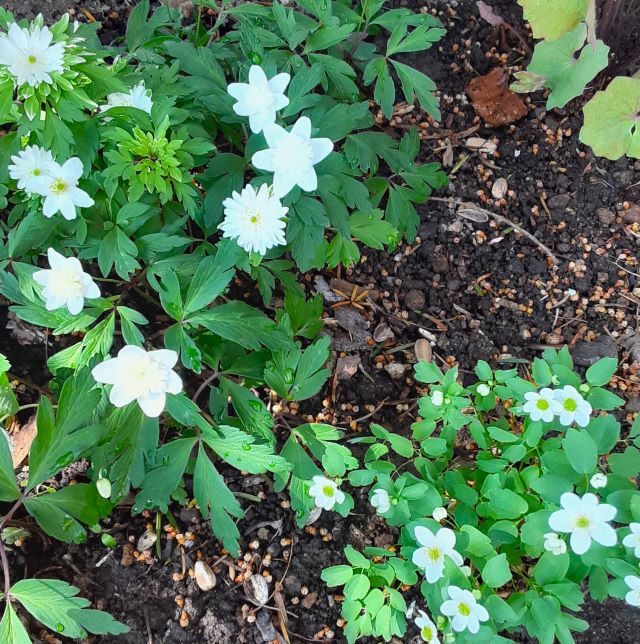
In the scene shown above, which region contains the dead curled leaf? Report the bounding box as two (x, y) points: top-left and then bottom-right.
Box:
(476, 1), (504, 26)
(10, 416), (37, 468)
(466, 68), (528, 127)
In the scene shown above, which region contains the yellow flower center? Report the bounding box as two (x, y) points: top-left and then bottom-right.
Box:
(575, 516), (590, 529)
(51, 179), (68, 195)
(458, 602), (471, 617)
(421, 626), (433, 640)
(32, 168), (40, 177)
(322, 485), (334, 498)
(426, 546), (441, 562)
(28, 54), (37, 64)
(563, 397), (577, 412)
(536, 399), (549, 410)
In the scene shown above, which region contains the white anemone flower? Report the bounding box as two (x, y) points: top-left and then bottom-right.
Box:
(33, 248), (100, 315)
(252, 116), (333, 198)
(590, 473), (608, 489)
(623, 523), (640, 558)
(227, 65), (290, 134)
(522, 387), (562, 422)
(219, 183), (287, 255)
(371, 489), (391, 514)
(543, 532), (567, 556)
(548, 492), (617, 555)
(415, 610), (440, 644)
(0, 23), (64, 87)
(8, 145), (57, 195)
(309, 475), (344, 511)
(32, 157), (94, 220)
(553, 385), (593, 427)
(412, 526), (463, 583)
(91, 346), (182, 418)
(100, 82), (153, 114)
(625, 575), (640, 607)
(440, 586), (489, 634)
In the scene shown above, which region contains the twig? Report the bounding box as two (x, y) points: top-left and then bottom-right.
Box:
(192, 370), (220, 405)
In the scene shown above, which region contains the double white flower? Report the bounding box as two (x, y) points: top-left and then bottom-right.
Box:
(440, 586), (489, 634)
(0, 23), (64, 87)
(548, 492), (617, 555)
(100, 82), (153, 115)
(219, 183), (287, 255)
(412, 526), (463, 583)
(33, 248), (100, 315)
(91, 346), (183, 418)
(228, 65), (290, 134)
(543, 532), (567, 556)
(309, 475), (345, 511)
(252, 116), (333, 198)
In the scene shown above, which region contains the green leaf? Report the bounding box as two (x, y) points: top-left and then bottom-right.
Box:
(0, 431), (19, 502)
(580, 77), (640, 160)
(518, 0), (589, 40)
(304, 23), (355, 52)
(481, 553), (512, 588)
(390, 59), (440, 119)
(0, 602), (31, 644)
(321, 565), (353, 587)
(525, 24), (609, 109)
(194, 445), (243, 555)
(562, 428), (597, 474)
(0, 372), (18, 418)
(344, 573), (370, 601)
(585, 357), (617, 386)
(487, 488), (529, 519)
(534, 551), (570, 585)
(609, 447), (640, 477)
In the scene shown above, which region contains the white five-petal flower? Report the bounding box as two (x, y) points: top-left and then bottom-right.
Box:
(33, 248), (100, 315)
(548, 492), (617, 555)
(32, 157), (94, 220)
(590, 473), (608, 489)
(371, 488), (391, 514)
(523, 387), (562, 423)
(553, 385), (593, 427)
(8, 145), (57, 195)
(0, 23), (64, 87)
(252, 116), (332, 198)
(415, 610), (440, 644)
(543, 532), (567, 556)
(219, 183), (287, 255)
(440, 586), (489, 634)
(625, 575), (640, 607)
(623, 523), (640, 558)
(308, 475), (345, 511)
(412, 526), (463, 583)
(100, 82), (153, 114)
(91, 346), (182, 418)
(227, 65), (290, 134)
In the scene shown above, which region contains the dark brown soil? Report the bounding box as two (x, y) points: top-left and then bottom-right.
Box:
(3, 0), (640, 642)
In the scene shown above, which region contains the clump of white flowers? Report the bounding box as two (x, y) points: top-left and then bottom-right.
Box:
(33, 248), (100, 315)
(543, 532), (567, 556)
(548, 492), (617, 555)
(522, 384), (592, 427)
(228, 65), (290, 134)
(440, 586), (489, 634)
(9, 145), (57, 196)
(0, 23), (64, 87)
(91, 346), (183, 418)
(412, 526), (464, 583)
(219, 184), (287, 255)
(309, 475), (344, 511)
(100, 82), (153, 114)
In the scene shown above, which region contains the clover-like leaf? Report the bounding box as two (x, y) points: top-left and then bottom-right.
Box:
(525, 24), (609, 109)
(518, 0), (589, 40)
(580, 76), (640, 160)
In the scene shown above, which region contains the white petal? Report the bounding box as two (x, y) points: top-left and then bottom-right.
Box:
(310, 138), (333, 164)
(248, 65), (267, 85)
(110, 383), (137, 408)
(291, 116), (311, 139)
(91, 358), (121, 385)
(252, 149), (276, 172)
(60, 157), (84, 182)
(268, 72), (290, 94)
(66, 296), (84, 315)
(569, 530), (591, 555)
(138, 392), (166, 417)
(592, 522), (617, 548)
(262, 122), (287, 148)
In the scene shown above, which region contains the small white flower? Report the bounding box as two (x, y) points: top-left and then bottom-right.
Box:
(371, 488), (391, 514)
(91, 346), (182, 418)
(308, 475), (345, 511)
(32, 157), (94, 220)
(33, 248), (100, 315)
(0, 23), (64, 87)
(219, 183), (287, 255)
(625, 575), (640, 607)
(476, 383), (491, 397)
(548, 492), (617, 555)
(412, 526), (463, 583)
(8, 145), (57, 195)
(415, 610), (440, 644)
(431, 390), (444, 406)
(432, 506), (447, 522)
(553, 385), (592, 427)
(100, 82), (153, 114)
(543, 532), (567, 556)
(623, 523), (640, 558)
(523, 387), (562, 423)
(440, 586), (489, 634)
(227, 65), (290, 134)
(590, 473), (608, 489)
(252, 116), (333, 198)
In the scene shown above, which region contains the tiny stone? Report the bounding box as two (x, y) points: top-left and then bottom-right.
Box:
(596, 208), (615, 225)
(404, 289), (426, 310)
(547, 193), (570, 209)
(384, 362), (407, 380)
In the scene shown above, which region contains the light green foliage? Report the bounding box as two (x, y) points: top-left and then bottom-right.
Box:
(513, 23), (609, 109)
(517, 0), (589, 40)
(327, 348), (640, 643)
(580, 77), (640, 160)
